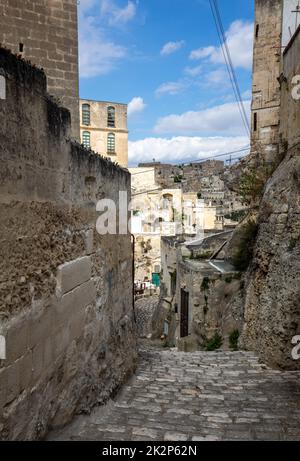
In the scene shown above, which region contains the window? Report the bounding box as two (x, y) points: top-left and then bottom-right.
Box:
(82, 103), (90, 126)
(82, 131), (91, 149)
(253, 112), (257, 132)
(107, 106), (115, 127)
(255, 24), (259, 38)
(107, 133), (115, 153)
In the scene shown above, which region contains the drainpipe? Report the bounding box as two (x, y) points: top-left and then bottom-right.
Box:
(131, 233), (136, 323)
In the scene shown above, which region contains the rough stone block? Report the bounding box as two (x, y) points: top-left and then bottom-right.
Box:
(55, 280), (96, 329)
(56, 256), (92, 295)
(32, 343), (43, 384)
(5, 319), (29, 363)
(0, 368), (7, 411)
(29, 307), (54, 349)
(53, 326), (71, 359)
(19, 352), (33, 391)
(5, 362), (20, 405)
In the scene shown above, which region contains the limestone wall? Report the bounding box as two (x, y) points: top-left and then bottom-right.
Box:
(176, 255), (242, 351)
(0, 0), (80, 139)
(241, 28), (300, 370)
(281, 25), (300, 152)
(251, 0), (282, 162)
(0, 48), (137, 440)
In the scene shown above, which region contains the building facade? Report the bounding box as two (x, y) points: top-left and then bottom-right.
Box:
(0, 0), (80, 139)
(250, 0), (283, 163)
(80, 99), (128, 168)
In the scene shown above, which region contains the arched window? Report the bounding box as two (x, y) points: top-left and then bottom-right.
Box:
(82, 103), (90, 126)
(82, 131), (91, 149)
(107, 106), (115, 127)
(107, 133), (115, 153)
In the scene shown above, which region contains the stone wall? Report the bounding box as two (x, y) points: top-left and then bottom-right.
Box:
(0, 48), (137, 440)
(0, 0), (80, 139)
(175, 250), (242, 352)
(241, 27), (300, 370)
(251, 0), (282, 163)
(280, 25), (300, 152)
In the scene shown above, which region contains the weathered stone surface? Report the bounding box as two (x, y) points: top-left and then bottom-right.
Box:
(56, 257), (92, 296)
(241, 150), (300, 370)
(0, 0), (80, 138)
(0, 48), (137, 441)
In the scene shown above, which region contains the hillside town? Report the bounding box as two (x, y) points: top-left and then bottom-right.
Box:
(0, 0), (299, 444)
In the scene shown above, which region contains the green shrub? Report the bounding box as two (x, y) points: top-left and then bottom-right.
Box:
(201, 277), (210, 291)
(224, 276), (233, 284)
(288, 237), (298, 251)
(205, 333), (223, 351)
(229, 330), (240, 351)
(224, 210), (248, 222)
(232, 220), (258, 271)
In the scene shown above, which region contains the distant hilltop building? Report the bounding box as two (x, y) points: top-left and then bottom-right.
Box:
(0, 0), (80, 139)
(80, 99), (128, 168)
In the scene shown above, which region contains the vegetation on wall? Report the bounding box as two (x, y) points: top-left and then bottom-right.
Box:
(205, 333), (223, 351)
(229, 330), (240, 351)
(224, 209), (248, 222)
(201, 277), (210, 291)
(232, 220), (258, 271)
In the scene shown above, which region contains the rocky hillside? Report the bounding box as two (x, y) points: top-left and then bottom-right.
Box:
(241, 149), (300, 370)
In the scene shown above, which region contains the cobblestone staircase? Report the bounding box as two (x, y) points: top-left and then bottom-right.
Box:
(49, 341), (300, 441)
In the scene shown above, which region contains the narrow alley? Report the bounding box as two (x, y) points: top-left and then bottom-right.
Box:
(49, 341), (300, 441)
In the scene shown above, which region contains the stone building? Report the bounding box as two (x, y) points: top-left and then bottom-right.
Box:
(250, 0), (283, 163)
(80, 99), (128, 168)
(0, 0), (80, 139)
(0, 48), (137, 440)
(152, 231), (242, 352)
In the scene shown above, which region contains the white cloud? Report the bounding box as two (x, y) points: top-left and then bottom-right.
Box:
(128, 97), (146, 117)
(160, 40), (185, 56)
(154, 100), (251, 136)
(155, 81), (187, 97)
(184, 65), (202, 77)
(129, 136), (249, 165)
(78, 1), (135, 78)
(206, 69), (228, 85)
(100, 0), (137, 26)
(190, 46), (215, 60)
(190, 20), (253, 70)
(79, 16), (127, 78)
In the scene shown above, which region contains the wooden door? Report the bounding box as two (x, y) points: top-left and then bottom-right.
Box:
(180, 289), (189, 338)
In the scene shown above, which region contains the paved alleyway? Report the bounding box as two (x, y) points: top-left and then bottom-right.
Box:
(135, 296), (159, 338)
(49, 341), (300, 441)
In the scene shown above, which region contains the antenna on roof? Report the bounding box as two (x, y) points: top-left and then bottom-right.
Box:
(292, 1), (300, 32)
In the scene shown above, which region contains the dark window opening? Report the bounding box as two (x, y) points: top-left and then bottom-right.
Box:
(107, 133), (115, 153)
(107, 106), (115, 128)
(82, 131), (91, 149)
(19, 43), (24, 53)
(255, 24), (259, 38)
(82, 103), (90, 126)
(254, 112), (257, 132)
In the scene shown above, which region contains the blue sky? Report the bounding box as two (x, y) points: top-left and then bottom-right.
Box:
(78, 0), (254, 165)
